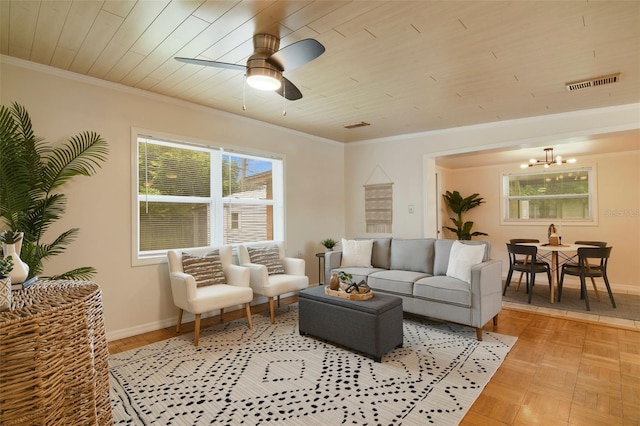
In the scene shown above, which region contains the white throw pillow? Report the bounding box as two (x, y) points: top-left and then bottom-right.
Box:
(446, 241), (486, 284)
(341, 239), (374, 267)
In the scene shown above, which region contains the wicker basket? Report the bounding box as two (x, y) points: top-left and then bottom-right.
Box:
(325, 286), (374, 300)
(0, 280), (112, 425)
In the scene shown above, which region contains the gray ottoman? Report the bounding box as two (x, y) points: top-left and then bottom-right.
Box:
(298, 285), (403, 362)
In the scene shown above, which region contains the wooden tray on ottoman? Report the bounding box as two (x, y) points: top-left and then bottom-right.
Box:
(325, 286), (373, 300)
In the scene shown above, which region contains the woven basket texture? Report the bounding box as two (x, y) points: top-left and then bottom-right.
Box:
(0, 280), (112, 425)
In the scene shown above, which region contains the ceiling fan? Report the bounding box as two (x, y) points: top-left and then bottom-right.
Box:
(175, 34), (325, 101)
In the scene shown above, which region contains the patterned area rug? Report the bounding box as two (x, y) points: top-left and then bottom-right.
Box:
(110, 305), (516, 425)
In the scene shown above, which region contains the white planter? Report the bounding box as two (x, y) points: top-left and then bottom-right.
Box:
(2, 243), (29, 284)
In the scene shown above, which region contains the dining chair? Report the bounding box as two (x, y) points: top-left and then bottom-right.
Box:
(504, 243), (552, 304)
(509, 239), (547, 292)
(559, 246), (615, 311)
(564, 241), (607, 301)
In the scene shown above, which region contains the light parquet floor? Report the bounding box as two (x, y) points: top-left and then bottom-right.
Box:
(108, 298), (640, 425)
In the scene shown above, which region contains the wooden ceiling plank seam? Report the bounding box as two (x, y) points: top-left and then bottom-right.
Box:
(49, 0), (104, 69)
(68, 9), (125, 75)
(121, 16), (208, 86)
(7, 0), (40, 60)
(30, 0), (72, 65)
(88, 0), (174, 79)
(119, 15), (211, 87)
(129, 0), (205, 57)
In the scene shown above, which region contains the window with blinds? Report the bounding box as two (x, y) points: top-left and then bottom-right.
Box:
(502, 167), (595, 223)
(135, 135), (283, 261)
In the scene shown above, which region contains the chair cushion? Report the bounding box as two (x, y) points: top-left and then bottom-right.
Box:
(247, 245), (285, 275)
(446, 241), (485, 284)
(182, 250), (226, 287)
(341, 239), (374, 267)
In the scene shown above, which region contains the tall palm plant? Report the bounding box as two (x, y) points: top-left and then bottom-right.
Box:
(442, 190), (488, 240)
(0, 102), (108, 279)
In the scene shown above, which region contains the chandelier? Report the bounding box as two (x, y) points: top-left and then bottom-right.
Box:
(521, 147), (576, 169)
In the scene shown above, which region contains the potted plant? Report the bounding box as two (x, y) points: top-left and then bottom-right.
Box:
(0, 102), (108, 280)
(0, 230), (29, 284)
(320, 238), (338, 251)
(442, 190), (488, 240)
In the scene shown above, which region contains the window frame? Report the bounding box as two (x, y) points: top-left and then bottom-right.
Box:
(131, 129), (285, 266)
(500, 164), (598, 226)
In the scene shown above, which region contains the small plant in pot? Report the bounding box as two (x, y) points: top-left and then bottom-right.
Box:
(0, 257), (13, 279)
(320, 238), (338, 251)
(0, 230), (23, 245)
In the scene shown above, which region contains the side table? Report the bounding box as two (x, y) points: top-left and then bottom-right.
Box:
(315, 252), (325, 285)
(0, 280), (113, 425)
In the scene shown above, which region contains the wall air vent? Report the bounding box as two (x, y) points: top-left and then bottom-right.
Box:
(565, 73), (620, 91)
(343, 121), (370, 129)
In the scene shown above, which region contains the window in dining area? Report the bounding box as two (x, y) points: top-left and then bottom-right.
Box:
(502, 167), (595, 223)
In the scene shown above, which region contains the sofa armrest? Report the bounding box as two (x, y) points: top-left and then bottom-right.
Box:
(469, 259), (503, 327)
(324, 251), (343, 285)
(282, 257), (305, 276)
(224, 263), (250, 287)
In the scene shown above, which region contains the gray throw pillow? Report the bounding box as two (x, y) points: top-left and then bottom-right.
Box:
(182, 250), (226, 287)
(247, 246), (285, 275)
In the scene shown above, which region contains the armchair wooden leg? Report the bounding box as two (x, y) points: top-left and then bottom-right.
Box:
(194, 313), (201, 346)
(277, 295), (281, 307)
(476, 327), (483, 341)
(176, 308), (184, 333)
(220, 307), (224, 323)
(245, 303), (253, 329)
(493, 314), (498, 328)
(269, 297), (275, 323)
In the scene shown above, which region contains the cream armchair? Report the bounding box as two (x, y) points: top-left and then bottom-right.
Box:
(167, 245), (253, 346)
(238, 241), (309, 323)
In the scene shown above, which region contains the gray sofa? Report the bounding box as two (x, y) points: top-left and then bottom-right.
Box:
(324, 238), (503, 340)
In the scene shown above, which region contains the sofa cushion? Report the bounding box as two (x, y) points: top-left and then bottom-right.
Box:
(368, 270), (430, 296)
(433, 239), (490, 276)
(341, 239), (374, 267)
(413, 276), (472, 307)
(446, 241), (486, 284)
(389, 238), (435, 274)
(369, 238), (391, 269)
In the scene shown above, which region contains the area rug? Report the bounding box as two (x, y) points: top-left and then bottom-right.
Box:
(110, 305), (516, 425)
(503, 283), (640, 321)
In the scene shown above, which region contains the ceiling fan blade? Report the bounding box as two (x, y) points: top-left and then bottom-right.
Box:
(275, 77), (303, 101)
(174, 57), (245, 71)
(268, 39), (325, 71)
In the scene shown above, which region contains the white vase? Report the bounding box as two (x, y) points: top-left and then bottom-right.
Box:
(0, 277), (10, 311)
(3, 243), (29, 284)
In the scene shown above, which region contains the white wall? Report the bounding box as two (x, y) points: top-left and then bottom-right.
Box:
(0, 57), (346, 339)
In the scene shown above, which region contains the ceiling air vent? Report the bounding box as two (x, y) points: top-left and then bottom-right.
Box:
(565, 73), (620, 91)
(343, 121), (370, 129)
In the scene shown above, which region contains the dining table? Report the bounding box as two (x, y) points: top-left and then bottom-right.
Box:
(521, 243), (587, 303)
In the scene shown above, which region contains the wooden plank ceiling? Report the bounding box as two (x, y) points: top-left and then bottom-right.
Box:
(1, 0), (639, 145)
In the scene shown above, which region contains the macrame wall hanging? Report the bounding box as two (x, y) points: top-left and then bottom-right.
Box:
(364, 165), (393, 233)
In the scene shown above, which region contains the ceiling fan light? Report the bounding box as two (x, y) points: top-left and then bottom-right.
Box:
(246, 61), (282, 91)
(247, 74), (281, 91)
